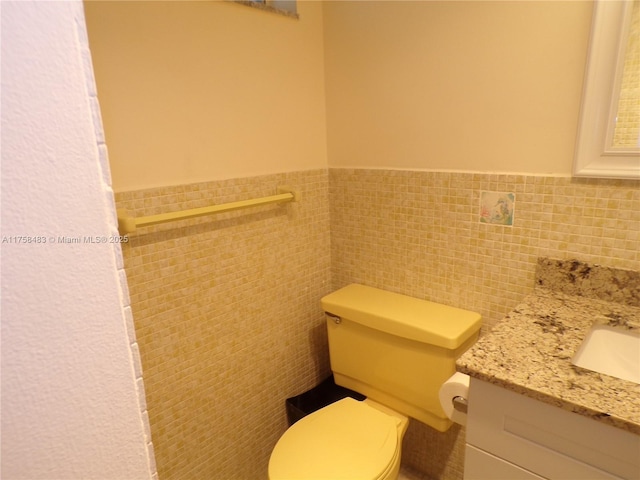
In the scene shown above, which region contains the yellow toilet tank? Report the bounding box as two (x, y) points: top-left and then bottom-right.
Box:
(321, 284), (482, 432)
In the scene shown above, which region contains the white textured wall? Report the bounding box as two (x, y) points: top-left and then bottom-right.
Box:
(1, 2), (155, 478)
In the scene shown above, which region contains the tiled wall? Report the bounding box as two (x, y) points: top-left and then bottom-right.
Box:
(115, 169), (332, 479)
(329, 168), (640, 478)
(330, 170), (639, 327)
(118, 167), (639, 479)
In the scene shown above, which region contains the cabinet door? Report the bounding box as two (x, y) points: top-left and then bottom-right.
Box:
(466, 379), (640, 479)
(465, 445), (544, 480)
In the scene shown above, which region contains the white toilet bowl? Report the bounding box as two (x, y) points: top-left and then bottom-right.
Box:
(269, 397), (409, 480)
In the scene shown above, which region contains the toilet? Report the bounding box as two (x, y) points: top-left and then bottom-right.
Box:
(269, 284), (482, 480)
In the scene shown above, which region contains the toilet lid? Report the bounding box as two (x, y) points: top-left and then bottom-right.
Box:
(269, 397), (400, 480)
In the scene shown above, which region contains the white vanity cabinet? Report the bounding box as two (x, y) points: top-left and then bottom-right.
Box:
(464, 378), (640, 480)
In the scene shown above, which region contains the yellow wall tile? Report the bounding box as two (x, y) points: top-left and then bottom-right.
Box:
(119, 168), (638, 480)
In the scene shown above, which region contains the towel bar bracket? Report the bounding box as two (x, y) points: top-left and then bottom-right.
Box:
(277, 185), (300, 202)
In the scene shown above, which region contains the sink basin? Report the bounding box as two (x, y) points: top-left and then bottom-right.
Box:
(572, 324), (640, 384)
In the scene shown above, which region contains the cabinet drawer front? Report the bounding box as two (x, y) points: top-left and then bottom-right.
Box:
(465, 444), (545, 480)
(467, 379), (640, 479)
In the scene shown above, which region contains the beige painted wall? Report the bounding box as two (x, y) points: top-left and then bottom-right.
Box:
(87, 0), (595, 188)
(84, 0), (327, 192)
(323, 1), (594, 174)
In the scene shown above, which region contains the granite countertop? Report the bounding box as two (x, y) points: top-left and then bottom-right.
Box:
(457, 258), (640, 435)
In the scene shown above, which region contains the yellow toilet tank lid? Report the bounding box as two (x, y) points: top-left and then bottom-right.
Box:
(321, 284), (482, 349)
(269, 398), (399, 480)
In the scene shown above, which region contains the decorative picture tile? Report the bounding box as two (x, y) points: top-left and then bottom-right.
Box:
(479, 191), (515, 226)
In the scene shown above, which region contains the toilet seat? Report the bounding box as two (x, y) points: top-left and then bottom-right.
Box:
(268, 397), (402, 480)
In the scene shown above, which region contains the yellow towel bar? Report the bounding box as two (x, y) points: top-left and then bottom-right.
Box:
(117, 186), (299, 235)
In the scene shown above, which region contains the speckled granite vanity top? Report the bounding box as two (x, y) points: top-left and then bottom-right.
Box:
(457, 258), (640, 435)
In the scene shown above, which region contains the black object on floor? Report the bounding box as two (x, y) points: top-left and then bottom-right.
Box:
(285, 375), (366, 426)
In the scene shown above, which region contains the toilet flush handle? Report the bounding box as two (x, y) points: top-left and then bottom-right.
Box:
(326, 312), (342, 324)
